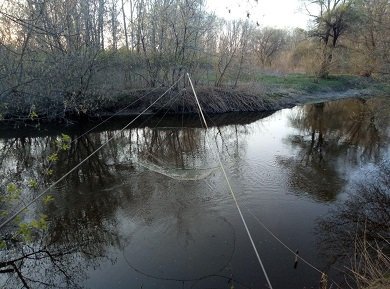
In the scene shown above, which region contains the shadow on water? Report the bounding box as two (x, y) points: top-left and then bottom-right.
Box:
(0, 111), (274, 139)
(277, 97), (389, 202)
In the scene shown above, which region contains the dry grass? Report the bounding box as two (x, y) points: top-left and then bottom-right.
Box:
(153, 86), (276, 114)
(351, 235), (390, 289)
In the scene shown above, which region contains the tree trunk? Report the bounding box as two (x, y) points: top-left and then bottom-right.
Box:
(121, 0), (129, 50)
(318, 46), (333, 78)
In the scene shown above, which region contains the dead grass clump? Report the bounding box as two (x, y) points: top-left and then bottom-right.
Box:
(351, 236), (390, 289)
(176, 86), (275, 114)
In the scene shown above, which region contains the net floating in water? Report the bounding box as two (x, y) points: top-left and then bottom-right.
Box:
(136, 158), (219, 181)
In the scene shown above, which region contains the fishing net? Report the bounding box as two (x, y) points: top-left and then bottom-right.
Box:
(135, 153), (219, 181)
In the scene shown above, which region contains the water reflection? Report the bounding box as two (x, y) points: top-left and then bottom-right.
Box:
(0, 114), (255, 288)
(279, 97), (389, 201)
(316, 159), (390, 285)
(0, 135), (125, 288)
(0, 98), (389, 288)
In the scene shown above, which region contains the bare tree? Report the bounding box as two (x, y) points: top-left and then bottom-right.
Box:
(351, 0), (390, 76)
(214, 20), (242, 87)
(253, 27), (287, 67)
(109, 0), (120, 50)
(307, 0), (358, 78)
(233, 21), (253, 88)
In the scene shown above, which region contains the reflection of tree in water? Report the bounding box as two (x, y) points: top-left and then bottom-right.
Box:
(0, 118), (254, 288)
(130, 120), (252, 184)
(0, 136), (56, 188)
(278, 98), (389, 201)
(0, 133), (128, 288)
(315, 159), (390, 285)
(140, 127), (204, 168)
(0, 241), (107, 288)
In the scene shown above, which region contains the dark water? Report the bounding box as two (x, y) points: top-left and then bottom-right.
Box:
(0, 97), (389, 289)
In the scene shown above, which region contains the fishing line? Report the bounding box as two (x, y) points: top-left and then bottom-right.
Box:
(246, 209), (324, 274)
(0, 75), (184, 230)
(152, 89), (182, 128)
(135, 96), (219, 181)
(187, 73), (274, 289)
(132, 89), (183, 159)
(69, 85), (163, 143)
(135, 89), (217, 179)
(185, 78), (333, 288)
(187, 80), (335, 288)
(41, 86), (165, 179)
(122, 216), (247, 288)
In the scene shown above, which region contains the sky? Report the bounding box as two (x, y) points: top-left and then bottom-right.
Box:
(206, 0), (311, 29)
(0, 0), (312, 30)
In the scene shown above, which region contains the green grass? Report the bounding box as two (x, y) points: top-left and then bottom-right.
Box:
(370, 81), (390, 95)
(255, 73), (369, 93)
(200, 71), (389, 95)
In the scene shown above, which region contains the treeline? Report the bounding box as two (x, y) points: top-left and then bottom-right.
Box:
(0, 0), (389, 119)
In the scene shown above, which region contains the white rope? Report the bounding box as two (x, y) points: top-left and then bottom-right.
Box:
(42, 86), (164, 178)
(247, 209), (325, 275)
(70, 85), (163, 143)
(0, 75), (184, 230)
(187, 73), (274, 289)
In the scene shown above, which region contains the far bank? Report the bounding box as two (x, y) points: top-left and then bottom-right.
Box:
(1, 74), (389, 126)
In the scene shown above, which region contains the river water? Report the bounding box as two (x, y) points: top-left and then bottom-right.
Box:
(0, 97), (389, 289)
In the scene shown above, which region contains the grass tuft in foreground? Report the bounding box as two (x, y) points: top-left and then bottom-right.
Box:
(351, 236), (390, 289)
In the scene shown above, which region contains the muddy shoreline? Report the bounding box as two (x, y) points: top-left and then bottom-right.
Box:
(0, 86), (385, 130)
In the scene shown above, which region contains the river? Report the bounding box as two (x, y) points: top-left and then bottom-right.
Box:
(0, 96), (389, 289)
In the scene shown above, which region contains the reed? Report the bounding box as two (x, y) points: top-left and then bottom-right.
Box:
(350, 234), (390, 289)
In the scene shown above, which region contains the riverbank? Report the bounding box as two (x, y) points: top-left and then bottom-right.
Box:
(1, 74), (389, 125)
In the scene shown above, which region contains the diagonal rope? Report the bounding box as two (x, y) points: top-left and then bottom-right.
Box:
(70, 85), (162, 143)
(0, 75), (184, 230)
(246, 209), (324, 274)
(41, 86), (164, 178)
(187, 73), (274, 289)
(247, 210), (342, 288)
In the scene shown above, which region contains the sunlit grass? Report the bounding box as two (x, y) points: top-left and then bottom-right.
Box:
(203, 72), (390, 96)
(255, 73), (374, 93)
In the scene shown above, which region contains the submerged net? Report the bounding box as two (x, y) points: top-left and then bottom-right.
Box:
(135, 154), (219, 181)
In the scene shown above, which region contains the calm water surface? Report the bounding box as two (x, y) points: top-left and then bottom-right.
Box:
(0, 97), (389, 289)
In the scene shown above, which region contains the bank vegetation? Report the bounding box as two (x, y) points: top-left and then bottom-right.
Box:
(0, 0), (389, 121)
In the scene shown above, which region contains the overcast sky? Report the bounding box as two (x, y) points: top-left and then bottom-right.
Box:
(206, 0), (311, 29)
(0, 0), (312, 29)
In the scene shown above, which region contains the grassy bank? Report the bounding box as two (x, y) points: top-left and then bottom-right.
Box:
(353, 240), (390, 289)
(1, 74), (389, 124)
